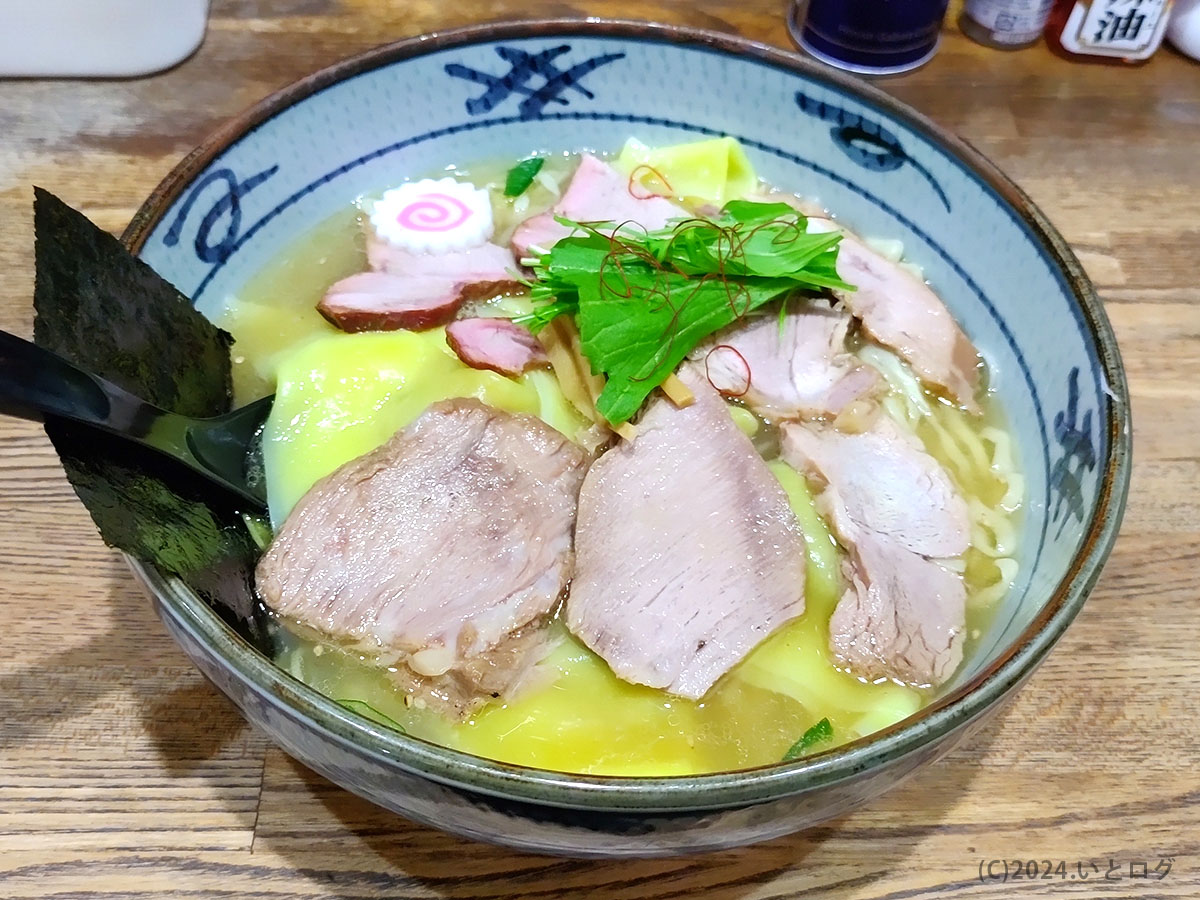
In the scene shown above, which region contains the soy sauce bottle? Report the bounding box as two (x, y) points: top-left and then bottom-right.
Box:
(1045, 0), (1175, 63)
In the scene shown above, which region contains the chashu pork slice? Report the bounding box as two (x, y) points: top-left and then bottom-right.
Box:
(319, 235), (522, 334)
(807, 218), (981, 412)
(318, 271), (473, 332)
(366, 232), (518, 281)
(256, 399), (587, 698)
(445, 317), (550, 377)
(781, 415), (970, 686)
(696, 301), (881, 420)
(511, 153), (684, 257)
(830, 534), (968, 687)
(567, 364), (807, 700)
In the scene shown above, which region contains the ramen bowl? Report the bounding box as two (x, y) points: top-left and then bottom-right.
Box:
(116, 20), (1129, 856)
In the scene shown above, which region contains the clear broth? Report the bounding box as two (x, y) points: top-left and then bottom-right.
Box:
(214, 157), (1021, 776)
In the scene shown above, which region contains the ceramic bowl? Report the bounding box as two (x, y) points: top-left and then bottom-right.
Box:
(118, 20), (1130, 857)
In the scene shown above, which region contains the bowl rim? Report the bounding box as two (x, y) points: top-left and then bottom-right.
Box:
(123, 18), (1132, 811)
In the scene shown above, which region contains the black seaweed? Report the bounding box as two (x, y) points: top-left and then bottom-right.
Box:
(30, 188), (271, 646)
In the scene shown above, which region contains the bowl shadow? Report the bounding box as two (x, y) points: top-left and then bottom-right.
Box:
(3, 555), (997, 895)
(0, 560), (237, 751)
(240, 722), (1001, 898)
(0, 558), (261, 785)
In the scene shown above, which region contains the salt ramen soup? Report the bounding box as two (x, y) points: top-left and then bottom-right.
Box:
(215, 139), (1023, 776)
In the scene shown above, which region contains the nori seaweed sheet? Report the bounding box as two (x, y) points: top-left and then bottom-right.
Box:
(30, 188), (270, 647)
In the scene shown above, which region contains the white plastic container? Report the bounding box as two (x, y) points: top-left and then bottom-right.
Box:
(1167, 0), (1200, 60)
(0, 0), (210, 77)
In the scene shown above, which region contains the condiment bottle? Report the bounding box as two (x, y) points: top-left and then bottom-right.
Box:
(1167, 0), (1200, 59)
(789, 0), (952, 75)
(961, 0), (1056, 48)
(1045, 0), (1175, 63)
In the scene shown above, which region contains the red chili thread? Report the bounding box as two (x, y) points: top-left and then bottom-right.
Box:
(705, 344), (752, 398)
(587, 211), (801, 386)
(627, 164), (674, 200)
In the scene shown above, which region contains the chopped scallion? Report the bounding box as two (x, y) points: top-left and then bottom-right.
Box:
(783, 717), (833, 761)
(504, 157), (546, 197)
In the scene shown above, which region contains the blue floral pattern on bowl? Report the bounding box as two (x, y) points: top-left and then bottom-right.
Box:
(445, 44), (626, 118)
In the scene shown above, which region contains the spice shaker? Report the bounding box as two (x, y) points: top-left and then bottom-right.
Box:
(961, 0), (1056, 48)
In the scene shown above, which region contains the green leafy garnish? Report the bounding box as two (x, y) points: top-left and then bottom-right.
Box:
(515, 201), (854, 425)
(337, 699), (407, 733)
(783, 717), (833, 761)
(511, 296), (578, 333)
(240, 513), (274, 551)
(504, 157), (545, 197)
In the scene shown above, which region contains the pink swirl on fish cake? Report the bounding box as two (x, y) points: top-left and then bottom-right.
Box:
(396, 193), (473, 232)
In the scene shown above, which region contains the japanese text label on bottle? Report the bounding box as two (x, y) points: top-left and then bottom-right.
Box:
(1058, 0), (1174, 58)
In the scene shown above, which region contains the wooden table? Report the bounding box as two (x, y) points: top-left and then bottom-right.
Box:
(1, 2), (1197, 897)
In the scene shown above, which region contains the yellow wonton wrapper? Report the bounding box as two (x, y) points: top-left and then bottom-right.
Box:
(615, 136), (758, 206)
(263, 328), (584, 526)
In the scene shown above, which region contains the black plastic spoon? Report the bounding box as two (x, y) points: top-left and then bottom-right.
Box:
(0, 328), (271, 510)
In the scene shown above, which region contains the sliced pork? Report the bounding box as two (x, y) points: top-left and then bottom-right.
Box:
(256, 399), (587, 712)
(367, 233), (518, 282)
(783, 416), (969, 557)
(830, 534), (968, 687)
(511, 153), (685, 257)
(446, 317), (549, 376)
(510, 213), (572, 259)
(697, 302), (881, 420)
(320, 233), (520, 333)
(318, 271), (470, 332)
(807, 218), (981, 412)
(781, 416), (969, 686)
(567, 364), (807, 700)
(389, 620), (557, 719)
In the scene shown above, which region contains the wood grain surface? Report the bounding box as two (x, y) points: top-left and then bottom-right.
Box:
(1, 1), (1198, 896)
